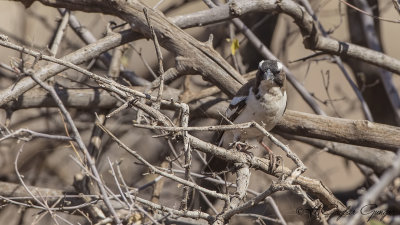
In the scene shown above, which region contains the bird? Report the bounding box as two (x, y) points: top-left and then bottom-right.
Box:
(218, 59), (287, 152)
(201, 59), (287, 200)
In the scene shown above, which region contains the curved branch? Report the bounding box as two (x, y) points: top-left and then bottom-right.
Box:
(173, 0), (400, 76)
(9, 0), (400, 103)
(0, 30), (140, 107)
(188, 134), (346, 212)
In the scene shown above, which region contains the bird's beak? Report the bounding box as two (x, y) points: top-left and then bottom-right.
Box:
(263, 69), (274, 81)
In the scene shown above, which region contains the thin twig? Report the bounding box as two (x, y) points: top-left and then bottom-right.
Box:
(0, 37), (187, 110)
(0, 128), (73, 142)
(235, 213), (284, 224)
(143, 7), (165, 110)
(300, 0), (373, 121)
(107, 158), (130, 210)
(131, 45), (158, 79)
(231, 18), (326, 116)
(14, 143), (47, 209)
(151, 161), (167, 205)
(96, 121), (229, 201)
(203, 0), (326, 115)
(338, 0), (400, 23)
(345, 151), (400, 225)
(253, 123), (307, 181)
(215, 182), (283, 224)
(135, 120), (307, 178)
(180, 103), (192, 210)
(28, 71), (122, 225)
(265, 197), (288, 225)
(354, 0), (400, 124)
(50, 10), (70, 56)
(133, 121), (255, 132)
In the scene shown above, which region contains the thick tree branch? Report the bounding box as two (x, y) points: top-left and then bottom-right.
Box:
(16, 0), (400, 87)
(277, 110), (400, 151)
(173, 0), (400, 76)
(0, 30), (140, 107)
(3, 0), (398, 223)
(281, 134), (396, 174)
(191, 98), (400, 151)
(2, 87), (181, 110)
(19, 0), (245, 94)
(7, 87), (399, 151)
(188, 134), (346, 212)
(6, 0), (400, 109)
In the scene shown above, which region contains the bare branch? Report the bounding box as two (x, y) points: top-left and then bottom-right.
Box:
(96, 121), (229, 201)
(281, 133), (395, 174)
(0, 128), (72, 142)
(345, 149), (400, 225)
(189, 97), (400, 150)
(50, 10), (70, 56)
(188, 134), (346, 212)
(171, 0), (400, 76)
(0, 30), (140, 107)
(28, 72), (122, 224)
(277, 110), (400, 151)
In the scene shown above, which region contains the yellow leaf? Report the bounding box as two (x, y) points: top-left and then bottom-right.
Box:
(231, 39), (240, 56)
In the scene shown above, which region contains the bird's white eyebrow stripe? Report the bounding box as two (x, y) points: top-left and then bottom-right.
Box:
(229, 96), (247, 106)
(277, 61), (283, 71)
(258, 60), (266, 69)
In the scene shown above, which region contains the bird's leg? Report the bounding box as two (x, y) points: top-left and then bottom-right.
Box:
(259, 139), (277, 171)
(260, 140), (273, 154)
(229, 134), (243, 151)
(229, 134), (254, 155)
(231, 141), (255, 160)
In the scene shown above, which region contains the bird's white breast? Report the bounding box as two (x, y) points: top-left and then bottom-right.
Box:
(232, 86), (286, 139)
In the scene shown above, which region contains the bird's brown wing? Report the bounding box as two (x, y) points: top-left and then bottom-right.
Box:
(212, 79), (255, 146)
(225, 79), (255, 122)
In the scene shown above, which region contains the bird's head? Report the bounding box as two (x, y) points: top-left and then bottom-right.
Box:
(256, 60), (285, 87)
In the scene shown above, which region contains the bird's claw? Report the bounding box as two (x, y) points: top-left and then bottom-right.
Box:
(229, 141), (254, 151)
(268, 154), (281, 173)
